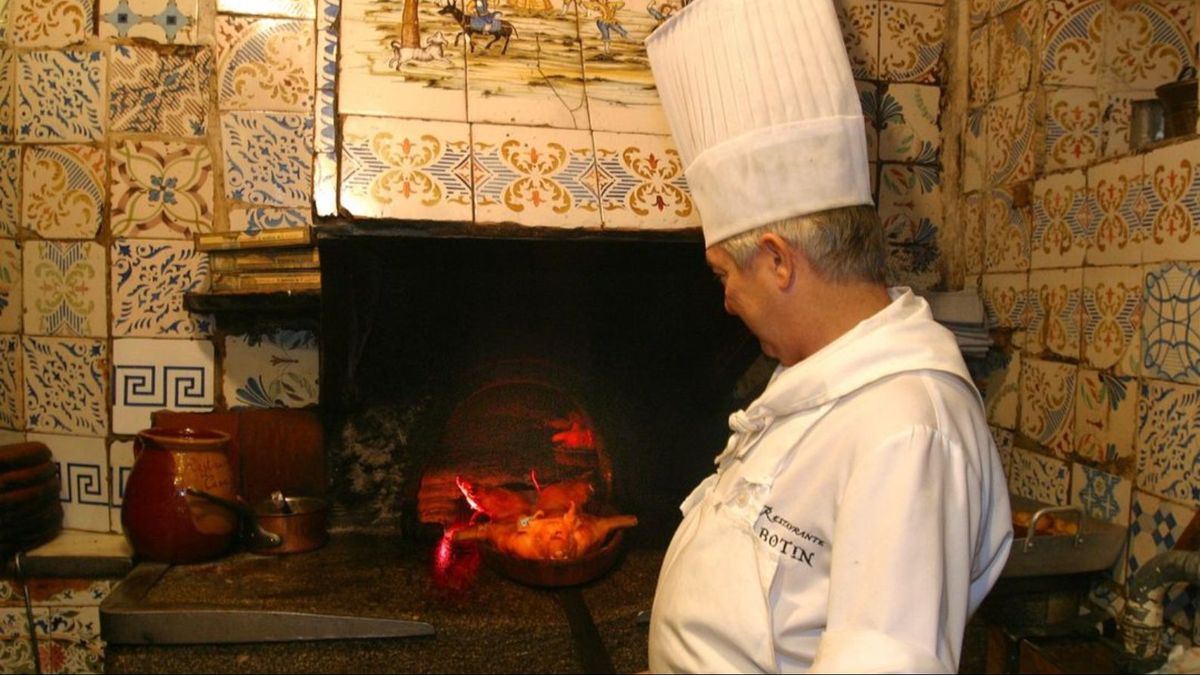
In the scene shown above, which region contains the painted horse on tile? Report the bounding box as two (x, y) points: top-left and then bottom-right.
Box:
(438, 2), (518, 55)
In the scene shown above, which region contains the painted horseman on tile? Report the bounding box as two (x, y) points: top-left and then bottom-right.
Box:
(439, 1), (519, 54)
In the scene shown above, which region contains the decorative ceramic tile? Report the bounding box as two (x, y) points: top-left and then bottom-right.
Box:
(25, 579), (113, 607)
(968, 25), (989, 108)
(1086, 154), (1145, 266)
(992, 0), (1027, 14)
(109, 439), (134, 534)
(1100, 94), (1132, 159)
(879, 163), (942, 290)
(0, 49), (13, 141)
(0, 146), (17, 237)
(1008, 444), (1070, 505)
(1072, 463), (1132, 525)
(878, 83), (939, 163)
(593, 131), (696, 232)
(0, 335), (21, 429)
(1019, 357), (1076, 457)
(1104, 0), (1193, 92)
(227, 206), (312, 234)
(22, 337), (106, 435)
(314, 86), (335, 153)
(472, 124), (600, 229)
(982, 271), (1029, 330)
(10, 0), (92, 48)
(15, 50), (104, 143)
(216, 16), (315, 113)
(983, 346), (1021, 428)
(110, 140), (215, 238)
(98, 0), (200, 44)
(985, 186), (1032, 272)
(991, 426), (1014, 475)
(838, 0), (880, 80)
(857, 81), (878, 162)
(879, 1), (943, 83)
(986, 92), (1037, 186)
(580, 5), (669, 133)
(109, 44), (211, 137)
(223, 329), (318, 408)
(0, 608), (36, 673)
(1042, 0), (1102, 87)
(1143, 263), (1200, 384)
(963, 192), (985, 276)
(22, 241), (106, 338)
(218, 0), (315, 19)
(963, 109), (987, 193)
(1026, 268), (1082, 359)
(1137, 379), (1200, 503)
(27, 432), (108, 532)
(1081, 265), (1142, 374)
(111, 337), (214, 435)
(0, 0), (8, 43)
(221, 111), (313, 207)
(313, 150), (336, 217)
(21, 145), (104, 239)
(1142, 139), (1200, 263)
(969, 0), (989, 26)
(1031, 170), (1086, 268)
(989, 0), (1039, 99)
(1045, 88), (1100, 171)
(340, 115), (472, 221)
(338, 0), (466, 121)
(33, 605), (103, 674)
(0, 239), (20, 333)
(1128, 491), (1196, 577)
(1075, 369), (1137, 470)
(111, 240), (211, 337)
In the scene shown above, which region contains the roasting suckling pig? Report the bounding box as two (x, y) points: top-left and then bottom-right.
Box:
(530, 469), (595, 516)
(455, 476), (532, 522)
(452, 502), (638, 561)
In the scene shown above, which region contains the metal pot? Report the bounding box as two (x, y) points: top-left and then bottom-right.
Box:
(188, 490), (329, 555)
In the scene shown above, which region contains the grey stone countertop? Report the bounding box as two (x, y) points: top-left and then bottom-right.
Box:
(103, 531), (661, 674)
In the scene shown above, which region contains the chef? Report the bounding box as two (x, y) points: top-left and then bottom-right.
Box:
(643, 0), (1013, 672)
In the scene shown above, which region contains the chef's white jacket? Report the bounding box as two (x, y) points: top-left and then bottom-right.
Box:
(648, 288), (1013, 673)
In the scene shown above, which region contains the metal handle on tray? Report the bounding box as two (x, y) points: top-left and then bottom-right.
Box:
(1023, 504), (1085, 553)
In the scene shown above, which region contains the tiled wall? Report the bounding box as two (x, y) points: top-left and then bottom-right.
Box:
(959, 0), (1200, 646)
(0, 578), (109, 674)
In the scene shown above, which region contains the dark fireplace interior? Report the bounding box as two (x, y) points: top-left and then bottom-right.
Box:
(318, 231), (761, 550)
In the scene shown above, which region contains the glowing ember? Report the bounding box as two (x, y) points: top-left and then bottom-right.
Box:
(547, 411), (595, 450)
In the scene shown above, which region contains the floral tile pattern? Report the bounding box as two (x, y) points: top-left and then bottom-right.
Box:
(1141, 139), (1200, 263)
(0, 608), (36, 673)
(879, 163), (942, 290)
(228, 207), (311, 234)
(982, 271), (1029, 330)
(968, 25), (989, 108)
(879, 1), (943, 83)
(0, 49), (14, 141)
(221, 111), (313, 207)
(1008, 444), (1070, 505)
(593, 131), (696, 232)
(989, 0), (1039, 99)
(111, 240), (211, 337)
(984, 347), (1021, 428)
(1075, 369), (1137, 471)
(1031, 169), (1087, 268)
(1020, 357), (1077, 457)
(0, 335), (21, 429)
(27, 432), (108, 532)
(1087, 154), (1145, 266)
(1044, 87), (1100, 171)
(472, 124), (600, 229)
(109, 44), (210, 137)
(340, 115), (472, 221)
(111, 337), (214, 434)
(0, 238), (20, 333)
(987, 92), (1037, 186)
(1104, 0), (1193, 92)
(25, 579), (112, 607)
(22, 241), (106, 338)
(33, 605), (103, 674)
(15, 50), (104, 143)
(985, 187), (1032, 272)
(1082, 265), (1142, 375)
(216, 16), (315, 113)
(0, 146), (18, 236)
(22, 336), (106, 435)
(1026, 267), (1082, 359)
(21, 144), (104, 239)
(10, 0), (91, 48)
(98, 0), (200, 44)
(1042, 0), (1103, 87)
(1128, 492), (1196, 577)
(110, 139), (215, 238)
(1143, 263), (1200, 384)
(963, 192), (985, 275)
(856, 81), (878, 161)
(837, 0), (879, 80)
(1136, 380), (1200, 504)
(878, 83), (940, 163)
(1072, 463), (1132, 525)
(223, 329), (318, 408)
(963, 109), (987, 193)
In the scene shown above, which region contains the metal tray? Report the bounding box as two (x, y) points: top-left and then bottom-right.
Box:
(1002, 496), (1127, 578)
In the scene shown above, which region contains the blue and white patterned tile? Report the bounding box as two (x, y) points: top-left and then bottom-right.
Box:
(221, 111), (313, 207)
(216, 16), (315, 113)
(109, 439), (134, 534)
(879, 1), (943, 83)
(111, 240), (211, 338)
(593, 131), (697, 232)
(109, 44), (210, 137)
(26, 432), (108, 532)
(1071, 462), (1132, 525)
(99, 0), (200, 44)
(15, 50), (104, 143)
(1081, 265), (1142, 375)
(1075, 369), (1137, 471)
(22, 336), (106, 435)
(21, 144), (104, 239)
(32, 605), (103, 674)
(22, 241), (107, 338)
(856, 81), (879, 161)
(1044, 87), (1100, 172)
(218, 0), (315, 18)
(1042, 0), (1103, 87)
(110, 139), (215, 238)
(10, 0), (92, 48)
(0, 49), (13, 141)
(1136, 379), (1200, 505)
(313, 150), (336, 218)
(228, 206), (312, 234)
(1128, 490), (1196, 578)
(0, 146), (18, 236)
(223, 329), (318, 409)
(1142, 263), (1200, 384)
(1103, 0), (1193, 93)
(1020, 357), (1077, 458)
(0, 334), (21, 430)
(111, 337), (214, 435)
(1031, 169), (1087, 268)
(878, 83), (940, 164)
(1141, 138), (1200, 264)
(314, 86), (335, 154)
(317, 0), (336, 29)
(879, 163), (942, 290)
(0, 238), (20, 333)
(1008, 445), (1070, 505)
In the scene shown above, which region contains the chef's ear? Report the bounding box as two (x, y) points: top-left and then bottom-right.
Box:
(758, 233), (798, 289)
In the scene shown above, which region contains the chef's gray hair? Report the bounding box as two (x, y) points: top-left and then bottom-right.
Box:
(717, 205), (886, 285)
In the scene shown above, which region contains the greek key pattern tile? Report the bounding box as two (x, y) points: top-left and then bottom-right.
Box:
(21, 336), (106, 435)
(109, 44), (210, 136)
(0, 239), (19, 334)
(111, 337), (214, 434)
(1045, 87), (1100, 172)
(28, 432), (109, 532)
(0, 335), (21, 429)
(23, 240), (106, 338)
(1087, 155), (1145, 266)
(1136, 379), (1200, 504)
(1104, 0), (1193, 91)
(879, 1), (943, 83)
(221, 111), (313, 207)
(10, 0), (92, 48)
(0, 146), (18, 236)
(1081, 265), (1141, 375)
(593, 131), (696, 232)
(16, 50), (104, 143)
(1075, 369), (1137, 470)
(1026, 268), (1082, 360)
(1020, 357), (1076, 457)
(111, 240), (211, 337)
(110, 139), (215, 238)
(223, 329), (318, 408)
(1072, 463), (1131, 525)
(1008, 445), (1070, 505)
(1143, 263), (1200, 384)
(21, 144), (104, 239)
(98, 0), (199, 44)
(1032, 169), (1087, 268)
(216, 16), (315, 112)
(1142, 139), (1200, 263)
(1042, 0), (1102, 87)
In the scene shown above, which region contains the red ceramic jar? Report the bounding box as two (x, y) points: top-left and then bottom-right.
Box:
(121, 427), (238, 564)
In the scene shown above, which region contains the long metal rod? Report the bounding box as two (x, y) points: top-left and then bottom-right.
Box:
(556, 588), (615, 674)
(14, 553), (42, 674)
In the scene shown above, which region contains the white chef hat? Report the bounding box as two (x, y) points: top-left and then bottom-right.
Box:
(646, 0), (873, 248)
